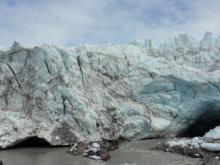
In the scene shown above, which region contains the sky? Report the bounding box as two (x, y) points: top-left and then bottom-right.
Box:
(0, 0), (220, 46)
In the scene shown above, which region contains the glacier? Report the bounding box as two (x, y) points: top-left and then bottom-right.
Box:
(0, 33), (220, 148)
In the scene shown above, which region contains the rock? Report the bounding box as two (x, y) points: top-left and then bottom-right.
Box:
(91, 142), (100, 148)
(86, 142), (100, 156)
(110, 140), (119, 151)
(80, 142), (102, 160)
(100, 150), (111, 161)
(88, 147), (99, 153)
(86, 150), (97, 157)
(101, 140), (119, 151)
(76, 141), (112, 161)
(76, 142), (88, 155)
(55, 136), (60, 141)
(0, 33), (220, 148)
(69, 143), (78, 152)
(68, 142), (88, 155)
(89, 155), (101, 160)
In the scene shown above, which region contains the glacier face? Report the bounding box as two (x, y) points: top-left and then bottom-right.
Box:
(0, 34), (220, 148)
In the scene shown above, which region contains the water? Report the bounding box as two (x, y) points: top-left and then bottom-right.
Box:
(0, 139), (199, 165)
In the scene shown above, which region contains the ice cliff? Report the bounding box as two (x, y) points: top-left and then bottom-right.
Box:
(0, 33), (220, 148)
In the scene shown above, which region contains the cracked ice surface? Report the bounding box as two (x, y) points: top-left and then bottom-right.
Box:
(0, 33), (220, 148)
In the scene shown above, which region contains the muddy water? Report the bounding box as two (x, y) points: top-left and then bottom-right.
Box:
(0, 139), (199, 165)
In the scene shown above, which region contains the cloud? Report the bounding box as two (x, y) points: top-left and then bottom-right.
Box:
(0, 0), (220, 46)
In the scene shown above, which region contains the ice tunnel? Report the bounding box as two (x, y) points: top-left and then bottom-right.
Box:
(9, 136), (51, 148)
(177, 102), (220, 137)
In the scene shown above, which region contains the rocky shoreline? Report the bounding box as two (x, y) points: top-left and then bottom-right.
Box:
(0, 139), (201, 165)
(63, 136), (220, 164)
(154, 127), (220, 164)
(67, 140), (119, 161)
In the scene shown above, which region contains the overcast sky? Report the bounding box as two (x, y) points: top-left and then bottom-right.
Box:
(0, 0), (220, 46)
